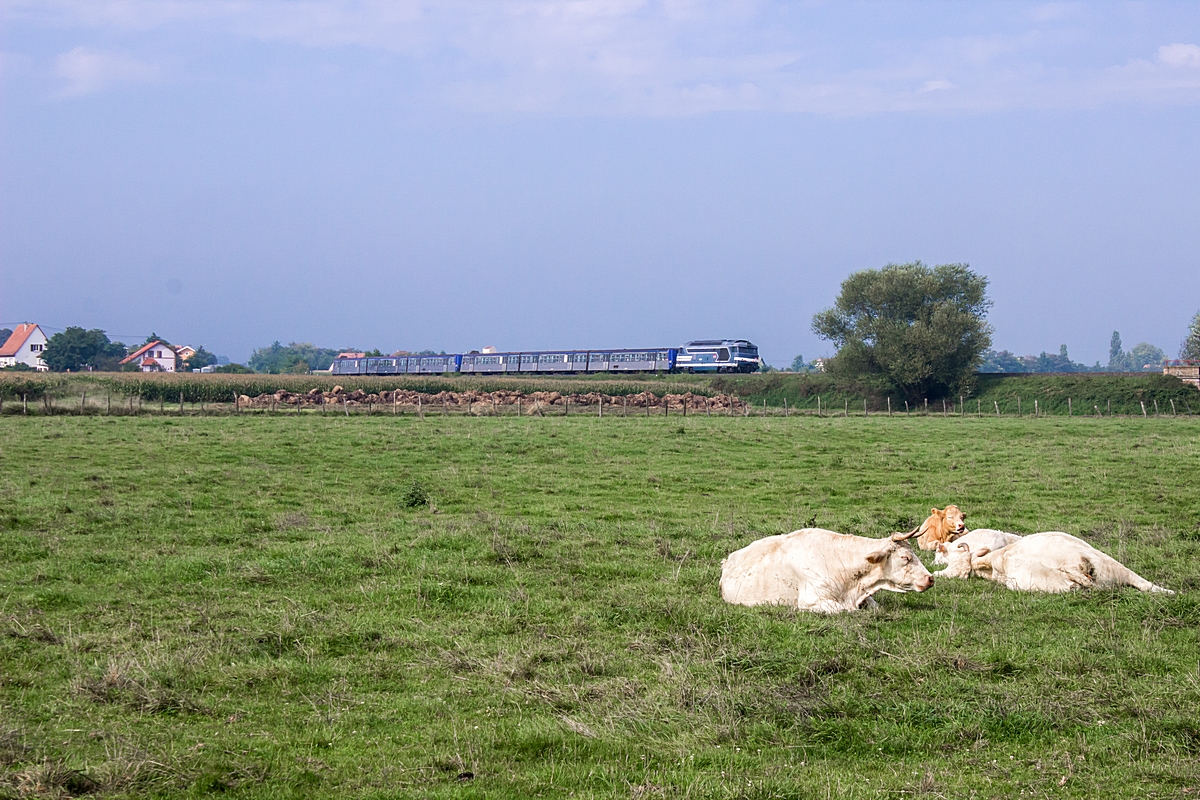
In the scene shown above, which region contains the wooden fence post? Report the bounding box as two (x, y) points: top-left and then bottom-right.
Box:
(344, 396), (350, 417)
(1153, 399), (1160, 417)
(924, 398), (928, 415)
(784, 398), (788, 417)
(1095, 404), (1101, 417)
(904, 400), (909, 415)
(844, 399), (848, 418)
(233, 391), (238, 413)
(1107, 399), (1111, 417)
(977, 399), (980, 416)
(22, 394), (27, 415)
(599, 397), (603, 417)
(942, 399), (947, 417)
(1017, 396), (1022, 417)
(887, 397), (891, 416)
(817, 396), (821, 417)
(1170, 399), (1177, 416)
(994, 400), (1000, 417)
(107, 393), (111, 415)
(1068, 398), (1072, 417)
(180, 392), (184, 415)
(515, 397), (519, 417)
(81, 391), (86, 415)
(960, 395), (964, 417)
(864, 398), (868, 417)
(1140, 401), (1147, 418)
(1034, 399), (1039, 417)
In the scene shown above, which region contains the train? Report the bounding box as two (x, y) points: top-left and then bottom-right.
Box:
(329, 339), (761, 376)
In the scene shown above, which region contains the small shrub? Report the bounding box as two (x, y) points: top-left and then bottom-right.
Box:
(402, 481), (430, 508)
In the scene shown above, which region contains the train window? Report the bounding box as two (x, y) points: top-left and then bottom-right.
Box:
(718, 349), (730, 360)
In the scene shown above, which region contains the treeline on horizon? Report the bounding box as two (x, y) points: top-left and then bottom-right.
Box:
(6, 266), (1199, 387)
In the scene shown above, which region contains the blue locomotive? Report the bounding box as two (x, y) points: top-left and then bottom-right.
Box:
(329, 339), (759, 376)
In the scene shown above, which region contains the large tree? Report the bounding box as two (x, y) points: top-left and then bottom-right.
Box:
(41, 327), (127, 372)
(1108, 331), (1128, 371)
(1181, 310), (1200, 361)
(812, 261), (992, 399)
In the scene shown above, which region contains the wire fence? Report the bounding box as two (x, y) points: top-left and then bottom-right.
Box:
(1, 389), (1196, 419)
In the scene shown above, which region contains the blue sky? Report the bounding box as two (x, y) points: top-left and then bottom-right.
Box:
(2, 1), (1198, 365)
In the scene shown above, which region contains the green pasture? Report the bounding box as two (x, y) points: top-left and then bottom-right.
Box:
(1, 414), (1198, 798)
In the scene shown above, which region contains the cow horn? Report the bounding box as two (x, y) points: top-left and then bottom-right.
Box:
(891, 526), (921, 541)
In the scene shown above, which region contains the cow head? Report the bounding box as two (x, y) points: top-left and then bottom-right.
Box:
(934, 541), (973, 576)
(916, 505), (967, 550)
(866, 536), (934, 594)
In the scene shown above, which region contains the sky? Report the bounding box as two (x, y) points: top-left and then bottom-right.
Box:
(2, 1), (1199, 366)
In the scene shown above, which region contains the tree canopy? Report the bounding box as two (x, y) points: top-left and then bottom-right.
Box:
(1180, 311), (1200, 361)
(182, 346), (218, 371)
(1108, 332), (1166, 371)
(248, 342), (345, 373)
(41, 327), (128, 372)
(812, 261), (992, 399)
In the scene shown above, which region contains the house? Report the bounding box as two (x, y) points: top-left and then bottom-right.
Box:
(174, 345), (197, 365)
(120, 341), (178, 372)
(0, 324), (49, 371)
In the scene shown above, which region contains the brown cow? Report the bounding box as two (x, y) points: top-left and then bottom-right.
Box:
(915, 505), (967, 551)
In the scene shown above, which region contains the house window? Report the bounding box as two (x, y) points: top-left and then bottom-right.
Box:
(30, 344), (43, 352)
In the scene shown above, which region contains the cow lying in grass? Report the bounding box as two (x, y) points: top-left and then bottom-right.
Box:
(934, 532), (1174, 594)
(915, 505), (967, 550)
(720, 528), (933, 613)
(932, 529), (1021, 565)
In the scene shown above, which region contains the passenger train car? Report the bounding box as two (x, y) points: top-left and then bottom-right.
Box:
(329, 339), (759, 376)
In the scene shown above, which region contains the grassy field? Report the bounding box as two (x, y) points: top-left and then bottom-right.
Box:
(1, 414), (1198, 798)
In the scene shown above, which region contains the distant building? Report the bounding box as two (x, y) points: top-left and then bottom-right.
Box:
(174, 345), (197, 365)
(811, 357), (828, 373)
(1164, 360), (1199, 390)
(0, 324), (49, 371)
(120, 341), (178, 372)
(482, 346), (498, 354)
(336, 352), (366, 359)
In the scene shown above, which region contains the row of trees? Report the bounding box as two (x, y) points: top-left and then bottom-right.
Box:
(810, 261), (1200, 400)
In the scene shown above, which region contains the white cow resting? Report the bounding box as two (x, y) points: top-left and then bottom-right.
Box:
(932, 529), (1022, 565)
(935, 531), (1174, 594)
(720, 528), (934, 613)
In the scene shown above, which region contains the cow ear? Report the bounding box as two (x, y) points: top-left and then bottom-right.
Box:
(866, 545), (893, 564)
(974, 547), (991, 557)
(930, 507), (939, 515)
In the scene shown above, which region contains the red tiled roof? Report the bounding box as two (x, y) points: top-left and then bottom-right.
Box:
(121, 341), (174, 365)
(0, 323), (42, 358)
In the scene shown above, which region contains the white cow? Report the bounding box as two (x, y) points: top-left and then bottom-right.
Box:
(720, 528), (934, 614)
(932, 529), (1022, 565)
(934, 531), (1174, 594)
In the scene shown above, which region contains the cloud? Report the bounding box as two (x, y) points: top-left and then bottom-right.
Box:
(54, 46), (160, 96)
(1157, 43), (1200, 69)
(9, 2), (1200, 114)
(919, 79), (954, 93)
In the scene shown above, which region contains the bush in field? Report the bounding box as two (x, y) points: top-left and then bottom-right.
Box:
(402, 480), (430, 508)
